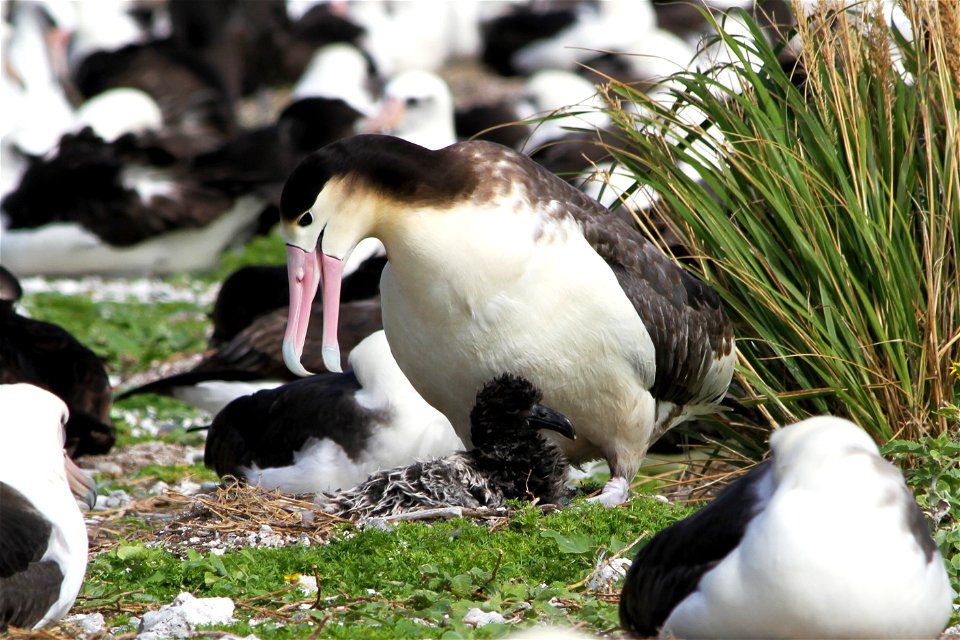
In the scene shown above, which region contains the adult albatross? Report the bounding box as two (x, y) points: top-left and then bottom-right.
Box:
(279, 134), (735, 505)
(0, 383), (96, 631)
(619, 416), (954, 639)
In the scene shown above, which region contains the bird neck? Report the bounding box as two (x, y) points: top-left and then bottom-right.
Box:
(377, 200), (545, 306)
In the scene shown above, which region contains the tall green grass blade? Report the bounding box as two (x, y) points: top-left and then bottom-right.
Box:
(600, 0), (959, 445)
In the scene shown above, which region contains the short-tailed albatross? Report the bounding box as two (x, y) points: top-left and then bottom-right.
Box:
(0, 383), (96, 631)
(619, 416), (954, 639)
(278, 134), (735, 505)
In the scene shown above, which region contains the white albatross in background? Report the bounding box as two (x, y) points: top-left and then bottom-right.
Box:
(359, 70), (457, 150)
(618, 415), (955, 639)
(276, 134), (735, 506)
(0, 383), (96, 631)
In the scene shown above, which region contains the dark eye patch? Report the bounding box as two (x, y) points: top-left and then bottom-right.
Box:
(298, 212), (313, 227)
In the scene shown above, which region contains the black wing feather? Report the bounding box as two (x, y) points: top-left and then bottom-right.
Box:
(619, 461), (772, 637)
(0, 483), (63, 631)
(203, 372), (384, 478)
(0, 305), (115, 457)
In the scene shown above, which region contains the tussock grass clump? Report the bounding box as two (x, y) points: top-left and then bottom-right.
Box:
(603, 0), (959, 444)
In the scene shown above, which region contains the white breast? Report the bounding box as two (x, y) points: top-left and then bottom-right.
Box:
(379, 198), (656, 461)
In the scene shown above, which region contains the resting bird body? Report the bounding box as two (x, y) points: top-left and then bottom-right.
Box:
(619, 416), (955, 639)
(203, 330), (462, 494)
(314, 373), (574, 520)
(279, 134), (734, 505)
(0, 383), (96, 631)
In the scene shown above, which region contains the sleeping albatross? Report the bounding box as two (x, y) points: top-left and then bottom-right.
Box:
(0, 383), (96, 631)
(618, 416), (955, 639)
(279, 134), (735, 505)
(203, 330), (462, 494)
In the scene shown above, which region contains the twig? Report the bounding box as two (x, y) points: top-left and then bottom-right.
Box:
(475, 548), (505, 596)
(381, 506), (465, 521)
(567, 531), (647, 591)
(235, 600), (292, 621)
(238, 582), (302, 604)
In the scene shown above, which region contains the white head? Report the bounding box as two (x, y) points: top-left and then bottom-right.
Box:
(359, 70), (455, 150)
(75, 88), (163, 141)
(0, 383), (96, 508)
(292, 43), (377, 114)
(770, 415), (884, 491)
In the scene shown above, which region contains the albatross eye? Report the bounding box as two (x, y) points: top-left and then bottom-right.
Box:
(298, 212), (313, 227)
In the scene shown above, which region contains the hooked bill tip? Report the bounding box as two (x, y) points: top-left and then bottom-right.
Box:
(322, 345), (342, 373)
(66, 455), (97, 509)
(82, 487), (97, 510)
(282, 340), (314, 377)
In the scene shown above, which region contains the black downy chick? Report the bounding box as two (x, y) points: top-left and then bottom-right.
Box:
(313, 373), (575, 520)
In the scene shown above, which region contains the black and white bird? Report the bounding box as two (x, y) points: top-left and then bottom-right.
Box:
(279, 134), (735, 505)
(359, 70), (457, 150)
(487, 0), (656, 77)
(204, 330), (462, 494)
(313, 373), (575, 520)
(1, 127), (265, 277)
(291, 42), (380, 116)
(189, 96), (365, 209)
(0, 383), (96, 632)
(619, 416), (955, 640)
(0, 266), (115, 457)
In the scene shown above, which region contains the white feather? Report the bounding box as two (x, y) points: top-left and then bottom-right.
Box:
(662, 416), (955, 639)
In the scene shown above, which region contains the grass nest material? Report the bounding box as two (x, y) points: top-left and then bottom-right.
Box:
(89, 477), (349, 557)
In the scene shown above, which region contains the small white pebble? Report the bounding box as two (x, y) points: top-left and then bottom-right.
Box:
(62, 612), (105, 638)
(463, 608), (506, 628)
(150, 481), (171, 495)
(298, 575), (318, 595)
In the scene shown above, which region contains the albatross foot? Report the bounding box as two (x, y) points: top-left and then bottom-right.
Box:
(586, 476), (630, 507)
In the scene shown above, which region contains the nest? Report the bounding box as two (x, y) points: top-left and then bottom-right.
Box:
(89, 477), (352, 557)
(143, 477), (352, 552)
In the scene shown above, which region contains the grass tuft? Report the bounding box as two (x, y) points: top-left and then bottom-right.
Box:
(601, 0), (959, 445)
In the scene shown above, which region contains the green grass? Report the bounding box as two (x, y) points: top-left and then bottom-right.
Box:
(202, 228), (287, 283)
(18, 228), (287, 381)
(111, 395), (211, 446)
(885, 427), (960, 604)
(76, 500), (690, 638)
